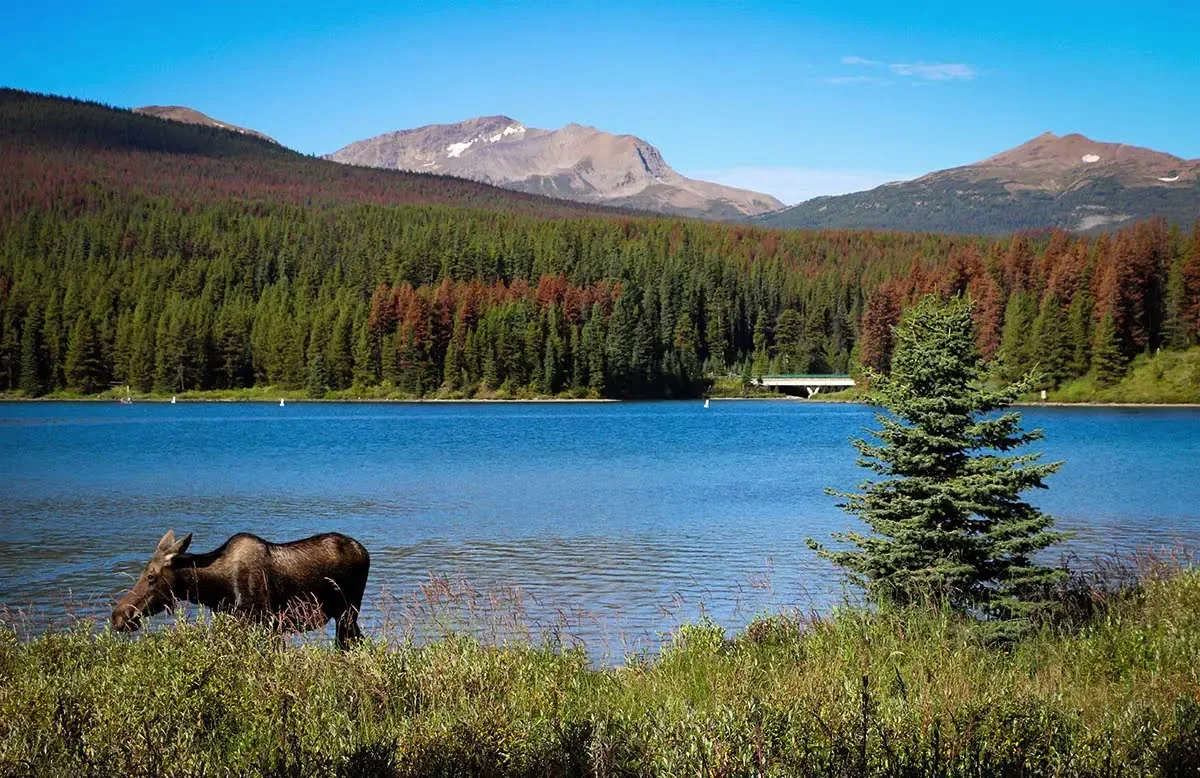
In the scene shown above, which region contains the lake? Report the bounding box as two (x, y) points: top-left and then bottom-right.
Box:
(1, 400), (1198, 656)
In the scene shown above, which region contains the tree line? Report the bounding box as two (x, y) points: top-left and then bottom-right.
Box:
(859, 220), (1200, 389)
(1, 194), (1198, 398)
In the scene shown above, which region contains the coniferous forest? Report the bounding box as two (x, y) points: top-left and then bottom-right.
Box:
(2, 89), (1200, 399)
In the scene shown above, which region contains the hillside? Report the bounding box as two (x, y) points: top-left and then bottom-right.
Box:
(132, 104), (279, 144)
(326, 116), (783, 219)
(0, 89), (634, 222)
(1, 89), (1197, 405)
(756, 132), (1200, 234)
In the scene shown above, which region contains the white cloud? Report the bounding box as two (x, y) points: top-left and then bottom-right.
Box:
(834, 55), (977, 84)
(888, 62), (976, 81)
(687, 166), (920, 206)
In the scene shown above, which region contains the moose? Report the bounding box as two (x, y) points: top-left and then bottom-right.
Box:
(111, 530), (370, 648)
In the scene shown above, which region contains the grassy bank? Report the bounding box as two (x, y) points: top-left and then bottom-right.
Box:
(1046, 347), (1200, 405)
(3, 570), (1199, 776)
(0, 383), (610, 403)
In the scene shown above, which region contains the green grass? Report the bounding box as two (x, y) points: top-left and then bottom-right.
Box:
(4, 570), (1200, 776)
(1048, 347), (1200, 404)
(1, 383), (609, 403)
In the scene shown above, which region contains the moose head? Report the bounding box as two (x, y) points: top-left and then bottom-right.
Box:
(111, 530), (192, 632)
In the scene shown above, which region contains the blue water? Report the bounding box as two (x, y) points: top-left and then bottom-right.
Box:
(1, 401), (1198, 653)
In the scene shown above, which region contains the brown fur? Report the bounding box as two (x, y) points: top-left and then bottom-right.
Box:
(111, 530), (370, 648)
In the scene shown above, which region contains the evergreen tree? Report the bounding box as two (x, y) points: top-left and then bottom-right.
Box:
(306, 353), (328, 398)
(1161, 245), (1190, 350)
(750, 311), (770, 378)
(774, 309), (802, 372)
(1066, 290), (1093, 378)
(19, 305), (46, 396)
(1091, 314), (1126, 388)
(1031, 294), (1071, 389)
(64, 312), (103, 393)
(858, 285), (901, 373)
(997, 290), (1036, 381)
(809, 295), (1065, 631)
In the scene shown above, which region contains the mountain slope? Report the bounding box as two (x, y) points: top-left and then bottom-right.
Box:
(0, 89), (636, 222)
(326, 117), (783, 219)
(133, 105), (279, 144)
(755, 132), (1200, 234)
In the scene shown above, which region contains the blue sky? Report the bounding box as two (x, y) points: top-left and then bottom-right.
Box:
(4, 1), (1199, 203)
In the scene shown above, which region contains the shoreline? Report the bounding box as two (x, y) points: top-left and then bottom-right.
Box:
(3, 394), (1200, 408)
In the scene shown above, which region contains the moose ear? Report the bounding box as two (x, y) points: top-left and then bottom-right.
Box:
(173, 532), (193, 556)
(155, 530), (177, 553)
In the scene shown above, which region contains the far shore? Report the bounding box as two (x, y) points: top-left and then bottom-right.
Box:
(3, 394), (1200, 408)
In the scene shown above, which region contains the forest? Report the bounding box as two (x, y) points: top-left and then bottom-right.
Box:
(1, 89), (1199, 399)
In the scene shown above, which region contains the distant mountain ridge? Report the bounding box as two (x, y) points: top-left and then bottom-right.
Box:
(133, 105), (278, 144)
(0, 89), (634, 221)
(754, 132), (1200, 234)
(325, 116), (784, 220)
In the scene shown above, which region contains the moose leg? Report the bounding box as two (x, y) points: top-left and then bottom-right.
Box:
(333, 575), (367, 649)
(335, 611), (362, 649)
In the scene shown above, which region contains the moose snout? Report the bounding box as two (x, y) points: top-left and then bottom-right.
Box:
(111, 605), (141, 632)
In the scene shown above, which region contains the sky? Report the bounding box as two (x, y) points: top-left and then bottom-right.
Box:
(4, 1), (1199, 204)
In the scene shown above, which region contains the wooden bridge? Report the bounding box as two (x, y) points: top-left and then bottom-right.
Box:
(754, 374), (856, 397)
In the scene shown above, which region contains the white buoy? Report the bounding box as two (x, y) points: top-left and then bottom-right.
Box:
(704, 398), (710, 409)
(280, 398), (286, 407)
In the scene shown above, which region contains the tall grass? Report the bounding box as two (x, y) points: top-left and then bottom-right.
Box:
(3, 561), (1199, 777)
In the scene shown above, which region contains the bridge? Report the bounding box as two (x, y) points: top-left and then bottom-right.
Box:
(754, 374), (856, 397)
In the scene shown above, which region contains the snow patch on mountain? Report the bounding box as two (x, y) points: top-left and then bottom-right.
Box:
(447, 124), (526, 158)
(1081, 154), (1100, 163)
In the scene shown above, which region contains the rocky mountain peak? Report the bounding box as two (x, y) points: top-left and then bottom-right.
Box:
(325, 117), (783, 219)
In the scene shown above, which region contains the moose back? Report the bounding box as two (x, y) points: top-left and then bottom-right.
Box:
(111, 530), (370, 647)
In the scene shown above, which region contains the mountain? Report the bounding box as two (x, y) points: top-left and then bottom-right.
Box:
(133, 105), (279, 144)
(325, 116), (784, 219)
(1, 89), (631, 221)
(755, 132), (1200, 234)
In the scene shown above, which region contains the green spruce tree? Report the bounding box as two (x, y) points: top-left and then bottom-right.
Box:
(809, 295), (1066, 631)
(1032, 294), (1072, 389)
(19, 305), (46, 397)
(306, 353), (329, 398)
(1091, 314), (1126, 388)
(997, 290), (1036, 382)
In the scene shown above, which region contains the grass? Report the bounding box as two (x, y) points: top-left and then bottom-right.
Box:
(1048, 347), (1200, 404)
(3, 563), (1199, 776)
(1, 383), (609, 403)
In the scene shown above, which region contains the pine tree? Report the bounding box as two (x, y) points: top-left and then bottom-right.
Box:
(64, 312), (103, 393)
(1066, 289), (1093, 378)
(1161, 246), (1189, 350)
(750, 311), (770, 378)
(809, 295), (1065, 631)
(1092, 314), (1126, 388)
(306, 353), (329, 398)
(997, 290), (1036, 382)
(1032, 294), (1071, 389)
(858, 285), (901, 373)
(774, 309), (802, 372)
(19, 305), (46, 397)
